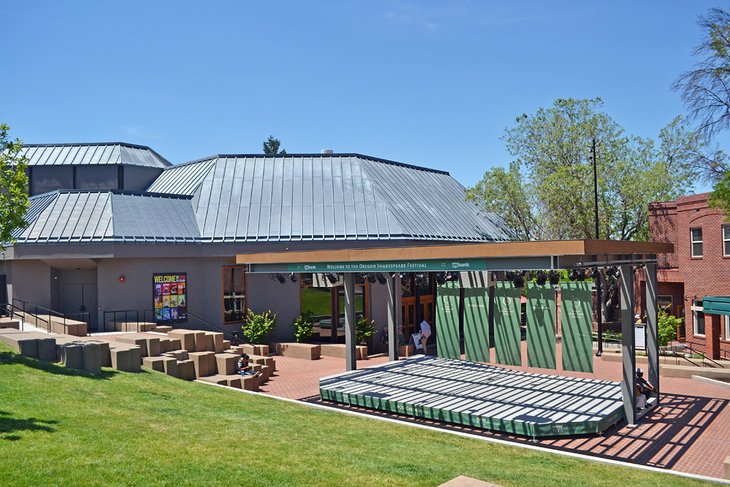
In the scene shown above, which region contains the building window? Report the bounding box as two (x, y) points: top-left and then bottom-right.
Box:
(222, 266), (246, 323)
(690, 228), (703, 258)
(724, 225), (730, 257)
(692, 300), (705, 336)
(724, 315), (729, 341)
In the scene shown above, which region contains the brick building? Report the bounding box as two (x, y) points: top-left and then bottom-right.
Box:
(648, 193), (730, 359)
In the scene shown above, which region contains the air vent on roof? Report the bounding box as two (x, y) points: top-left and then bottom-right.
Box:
(321, 149), (334, 154)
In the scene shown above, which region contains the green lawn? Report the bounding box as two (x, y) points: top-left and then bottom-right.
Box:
(0, 344), (711, 487)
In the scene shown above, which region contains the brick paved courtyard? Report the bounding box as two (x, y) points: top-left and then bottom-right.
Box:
(259, 349), (730, 480)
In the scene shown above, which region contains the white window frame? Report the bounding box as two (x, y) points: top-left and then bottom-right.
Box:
(723, 225), (730, 257)
(691, 228), (703, 258)
(691, 300), (705, 336)
(724, 315), (730, 342)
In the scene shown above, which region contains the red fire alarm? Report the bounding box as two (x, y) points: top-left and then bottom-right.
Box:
(119, 275), (126, 283)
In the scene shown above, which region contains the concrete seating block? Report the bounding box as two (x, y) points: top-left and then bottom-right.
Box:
(0, 318), (21, 329)
(113, 336), (149, 357)
(249, 364), (270, 383)
(59, 344), (83, 369)
(81, 342), (102, 374)
(0, 334), (38, 357)
(261, 364), (273, 381)
(199, 374), (243, 389)
(199, 374), (228, 386)
(215, 353), (239, 376)
(272, 343), (320, 360)
(145, 337), (161, 357)
(222, 340), (231, 350)
(159, 338), (172, 353)
(163, 357), (179, 378)
(143, 356), (168, 372)
(320, 344), (368, 360)
(177, 359), (196, 381)
(154, 325), (173, 333)
(194, 332), (214, 352)
(206, 332), (225, 353)
(109, 344), (142, 372)
(188, 351), (216, 378)
(241, 374), (259, 391)
(167, 330), (197, 352)
(163, 350), (189, 361)
(250, 355), (276, 371)
(240, 344), (269, 356)
(36, 338), (57, 362)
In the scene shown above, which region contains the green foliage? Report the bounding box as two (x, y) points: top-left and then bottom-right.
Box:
(262, 135), (286, 155)
(356, 317), (375, 345)
(468, 99), (697, 242)
(709, 169), (730, 219)
(0, 124), (29, 247)
(292, 311), (315, 343)
(658, 308), (681, 346)
(241, 309), (276, 344)
(0, 343), (699, 487)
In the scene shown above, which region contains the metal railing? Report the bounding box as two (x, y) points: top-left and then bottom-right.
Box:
(681, 341), (726, 368)
(185, 311), (249, 344)
(102, 309), (143, 333)
(11, 298), (89, 335)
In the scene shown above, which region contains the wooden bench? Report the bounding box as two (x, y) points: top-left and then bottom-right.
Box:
(272, 343), (320, 360)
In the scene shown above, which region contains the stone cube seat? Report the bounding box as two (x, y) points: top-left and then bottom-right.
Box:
(272, 343), (320, 360)
(188, 351), (217, 378)
(0, 330), (57, 361)
(163, 350), (189, 361)
(320, 344), (368, 360)
(108, 343), (142, 372)
(167, 330), (198, 352)
(214, 353), (239, 376)
(249, 354), (276, 370)
(142, 356), (174, 373)
(198, 374), (243, 389)
(154, 325), (173, 333)
(238, 344), (269, 356)
(176, 359), (196, 381)
(206, 332), (225, 353)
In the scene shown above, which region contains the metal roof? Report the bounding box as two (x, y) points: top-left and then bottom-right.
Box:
(17, 143), (171, 168)
(14, 190), (198, 243)
(147, 153), (511, 243)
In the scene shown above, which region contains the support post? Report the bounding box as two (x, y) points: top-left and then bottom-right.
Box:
(620, 265), (636, 425)
(645, 264), (660, 403)
(386, 273), (399, 362)
(343, 273), (356, 371)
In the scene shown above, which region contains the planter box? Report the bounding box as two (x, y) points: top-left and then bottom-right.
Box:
(272, 342), (320, 360)
(320, 344), (368, 360)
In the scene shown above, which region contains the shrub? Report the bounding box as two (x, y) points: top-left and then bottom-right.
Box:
(356, 318), (375, 345)
(293, 311), (315, 343)
(242, 309), (276, 345)
(657, 308), (680, 346)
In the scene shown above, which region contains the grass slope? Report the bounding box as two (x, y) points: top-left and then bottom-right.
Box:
(0, 344), (712, 487)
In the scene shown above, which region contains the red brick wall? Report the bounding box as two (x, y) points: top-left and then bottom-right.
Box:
(649, 193), (730, 358)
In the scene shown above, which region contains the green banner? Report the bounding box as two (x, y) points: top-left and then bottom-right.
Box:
(436, 282), (461, 359)
(526, 282), (556, 369)
(285, 259), (487, 273)
(561, 282), (594, 373)
(463, 287), (490, 362)
(494, 281), (522, 366)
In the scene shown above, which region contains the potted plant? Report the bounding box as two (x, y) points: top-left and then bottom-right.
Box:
(241, 309), (277, 345)
(293, 311), (315, 343)
(356, 317), (375, 345)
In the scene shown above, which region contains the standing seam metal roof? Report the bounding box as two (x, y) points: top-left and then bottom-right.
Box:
(17, 143), (171, 168)
(146, 153), (511, 243)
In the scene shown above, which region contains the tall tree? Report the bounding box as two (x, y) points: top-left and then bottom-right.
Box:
(0, 124), (29, 246)
(468, 98), (696, 242)
(468, 99), (698, 321)
(262, 136), (286, 155)
(674, 7), (730, 212)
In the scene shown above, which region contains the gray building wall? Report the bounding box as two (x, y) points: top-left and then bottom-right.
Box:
(8, 260), (52, 308)
(246, 273), (301, 343)
(368, 280), (391, 353)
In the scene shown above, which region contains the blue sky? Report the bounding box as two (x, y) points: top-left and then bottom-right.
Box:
(2, 1), (720, 189)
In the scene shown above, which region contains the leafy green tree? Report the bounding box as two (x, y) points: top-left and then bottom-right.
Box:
(262, 136), (286, 155)
(292, 311), (315, 343)
(657, 308), (680, 346)
(241, 309), (276, 344)
(468, 99), (696, 242)
(356, 317), (375, 345)
(0, 124), (30, 247)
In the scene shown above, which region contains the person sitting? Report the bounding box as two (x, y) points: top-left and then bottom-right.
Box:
(419, 320), (432, 354)
(236, 353), (261, 378)
(635, 368), (655, 410)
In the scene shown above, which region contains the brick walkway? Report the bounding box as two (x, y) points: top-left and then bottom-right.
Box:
(259, 350), (730, 480)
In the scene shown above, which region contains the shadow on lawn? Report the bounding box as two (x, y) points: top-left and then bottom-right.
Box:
(0, 351), (117, 380)
(0, 410), (58, 441)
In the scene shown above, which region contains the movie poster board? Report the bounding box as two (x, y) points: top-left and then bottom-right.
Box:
(153, 273), (187, 322)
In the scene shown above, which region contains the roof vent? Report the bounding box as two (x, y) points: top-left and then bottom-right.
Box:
(321, 149), (334, 154)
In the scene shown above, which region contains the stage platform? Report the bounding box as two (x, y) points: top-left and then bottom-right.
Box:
(319, 356), (625, 438)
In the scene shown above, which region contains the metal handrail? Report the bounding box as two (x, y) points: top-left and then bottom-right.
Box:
(102, 309), (141, 333)
(10, 298), (89, 335)
(185, 311), (250, 344)
(682, 342), (725, 368)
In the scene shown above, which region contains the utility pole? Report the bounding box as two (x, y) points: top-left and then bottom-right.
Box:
(593, 137), (603, 357)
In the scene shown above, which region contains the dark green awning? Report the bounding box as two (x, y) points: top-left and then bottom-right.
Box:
(703, 296), (730, 315)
